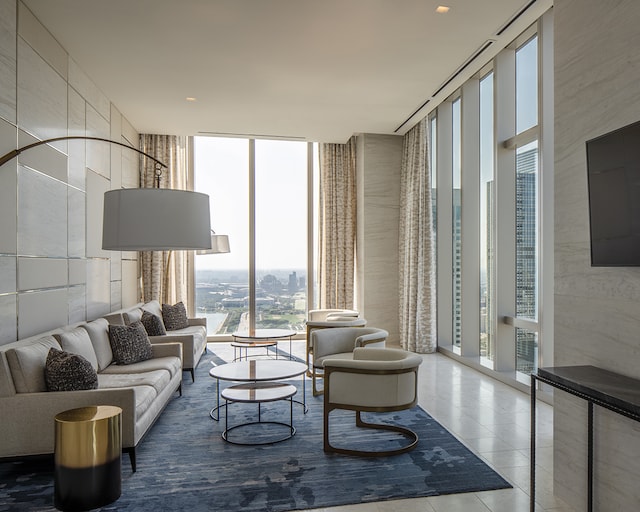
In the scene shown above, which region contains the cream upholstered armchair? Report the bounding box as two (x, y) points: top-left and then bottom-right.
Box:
(323, 347), (423, 456)
(310, 326), (387, 396)
(305, 309), (366, 376)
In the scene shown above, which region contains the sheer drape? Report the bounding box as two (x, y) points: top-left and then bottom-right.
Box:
(399, 119), (437, 353)
(139, 134), (191, 308)
(318, 137), (357, 309)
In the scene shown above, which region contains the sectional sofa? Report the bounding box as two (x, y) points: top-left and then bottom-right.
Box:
(0, 316), (183, 472)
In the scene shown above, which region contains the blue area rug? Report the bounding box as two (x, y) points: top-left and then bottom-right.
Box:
(0, 348), (511, 511)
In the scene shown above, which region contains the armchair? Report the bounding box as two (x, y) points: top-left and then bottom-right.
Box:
(310, 326), (387, 396)
(323, 347), (422, 456)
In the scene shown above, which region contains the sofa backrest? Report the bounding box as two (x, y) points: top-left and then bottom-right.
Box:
(80, 318), (113, 371)
(54, 326), (99, 371)
(4, 335), (62, 393)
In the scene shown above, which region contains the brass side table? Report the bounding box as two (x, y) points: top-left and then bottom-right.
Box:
(54, 405), (122, 511)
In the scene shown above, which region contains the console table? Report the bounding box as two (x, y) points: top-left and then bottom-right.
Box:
(530, 366), (640, 512)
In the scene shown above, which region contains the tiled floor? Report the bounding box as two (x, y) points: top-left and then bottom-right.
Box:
(210, 340), (575, 512)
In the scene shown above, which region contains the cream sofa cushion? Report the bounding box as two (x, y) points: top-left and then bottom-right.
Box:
(5, 336), (62, 393)
(81, 318), (113, 371)
(56, 327), (99, 371)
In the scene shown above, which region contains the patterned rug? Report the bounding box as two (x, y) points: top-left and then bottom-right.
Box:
(0, 346), (511, 511)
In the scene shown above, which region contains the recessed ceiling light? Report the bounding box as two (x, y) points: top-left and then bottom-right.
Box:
(186, 97), (197, 102)
(436, 5), (450, 14)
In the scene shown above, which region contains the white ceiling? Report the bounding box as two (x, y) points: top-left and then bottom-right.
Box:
(23, 0), (548, 143)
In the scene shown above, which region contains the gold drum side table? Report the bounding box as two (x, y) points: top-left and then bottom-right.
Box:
(54, 405), (122, 511)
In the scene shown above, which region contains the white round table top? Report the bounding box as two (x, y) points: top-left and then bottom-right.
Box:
(209, 359), (308, 382)
(232, 328), (297, 340)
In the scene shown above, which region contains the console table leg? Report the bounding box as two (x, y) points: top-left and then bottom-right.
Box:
(530, 374), (537, 512)
(588, 400), (593, 512)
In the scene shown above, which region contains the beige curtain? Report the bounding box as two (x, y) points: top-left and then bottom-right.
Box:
(139, 134), (191, 308)
(399, 119), (437, 353)
(318, 137), (357, 309)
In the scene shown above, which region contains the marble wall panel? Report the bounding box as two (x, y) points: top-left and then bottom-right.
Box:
(0, 294), (17, 345)
(17, 257), (67, 291)
(68, 87), (86, 190)
(86, 258), (110, 320)
(554, 0), (640, 509)
(110, 106), (122, 190)
(0, 0), (17, 124)
(17, 129), (67, 183)
(0, 116), (16, 156)
(68, 284), (85, 325)
(17, 166), (67, 257)
(0, 256), (16, 294)
(111, 253), (122, 282)
(68, 187), (85, 258)
(86, 104), (110, 178)
(17, 1), (67, 80)
(0, 153), (17, 255)
(16, 38), (67, 146)
(121, 142), (139, 189)
(121, 260), (138, 308)
(85, 169), (109, 258)
(68, 259), (86, 286)
(111, 280), (122, 311)
(68, 58), (110, 122)
(18, 288), (68, 338)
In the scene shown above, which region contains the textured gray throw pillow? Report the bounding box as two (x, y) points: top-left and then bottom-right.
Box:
(141, 310), (167, 336)
(45, 347), (98, 391)
(108, 321), (154, 365)
(162, 301), (189, 331)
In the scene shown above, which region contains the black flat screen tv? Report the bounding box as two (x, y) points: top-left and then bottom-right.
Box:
(586, 120), (640, 266)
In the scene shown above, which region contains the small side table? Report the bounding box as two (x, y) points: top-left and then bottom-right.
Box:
(54, 405), (122, 511)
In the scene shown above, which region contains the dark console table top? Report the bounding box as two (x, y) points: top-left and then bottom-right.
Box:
(537, 365), (640, 418)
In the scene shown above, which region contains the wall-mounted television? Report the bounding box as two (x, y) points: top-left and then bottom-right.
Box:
(586, 120), (640, 266)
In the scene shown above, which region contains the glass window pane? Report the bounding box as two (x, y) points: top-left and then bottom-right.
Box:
(480, 72), (495, 366)
(516, 140), (538, 320)
(194, 137), (249, 335)
(254, 140), (308, 332)
(516, 328), (538, 378)
(516, 36), (538, 134)
(452, 98), (462, 349)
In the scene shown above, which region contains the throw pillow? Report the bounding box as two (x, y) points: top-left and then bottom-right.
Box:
(162, 301), (189, 331)
(108, 321), (154, 365)
(141, 311), (167, 336)
(45, 348), (98, 392)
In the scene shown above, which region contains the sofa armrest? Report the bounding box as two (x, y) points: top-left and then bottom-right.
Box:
(188, 317), (207, 328)
(148, 334), (196, 368)
(151, 342), (183, 361)
(0, 387), (138, 458)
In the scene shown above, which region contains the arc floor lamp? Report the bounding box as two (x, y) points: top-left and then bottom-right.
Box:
(0, 136), (229, 252)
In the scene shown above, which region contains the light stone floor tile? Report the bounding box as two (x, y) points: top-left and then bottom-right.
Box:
(208, 341), (575, 512)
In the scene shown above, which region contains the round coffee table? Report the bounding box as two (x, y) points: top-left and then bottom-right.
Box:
(231, 329), (297, 360)
(209, 359), (308, 422)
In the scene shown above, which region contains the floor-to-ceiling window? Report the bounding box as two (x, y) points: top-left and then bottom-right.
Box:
(194, 136), (315, 337)
(432, 11), (552, 387)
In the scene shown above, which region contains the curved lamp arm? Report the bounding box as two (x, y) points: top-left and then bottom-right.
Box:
(0, 135), (167, 169)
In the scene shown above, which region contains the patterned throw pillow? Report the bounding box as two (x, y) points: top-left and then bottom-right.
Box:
(141, 311), (167, 336)
(162, 301), (189, 331)
(108, 321), (154, 365)
(45, 347), (98, 391)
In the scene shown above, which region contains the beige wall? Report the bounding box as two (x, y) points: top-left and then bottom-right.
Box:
(0, 0), (139, 344)
(554, 0), (640, 509)
(356, 133), (403, 344)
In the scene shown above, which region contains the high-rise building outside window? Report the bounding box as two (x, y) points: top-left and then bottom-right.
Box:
(452, 98), (462, 349)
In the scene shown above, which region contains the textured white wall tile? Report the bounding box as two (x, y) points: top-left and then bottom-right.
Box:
(67, 187), (85, 258)
(111, 253), (122, 281)
(111, 280), (121, 311)
(109, 105), (122, 190)
(17, 129), (67, 183)
(17, 1), (67, 80)
(121, 259), (139, 308)
(86, 104), (110, 178)
(121, 143), (139, 189)
(68, 58), (110, 121)
(17, 166), (67, 257)
(0, 294), (17, 345)
(85, 169), (109, 258)
(0, 0), (17, 124)
(18, 288), (68, 338)
(68, 88), (86, 190)
(0, 256), (16, 294)
(86, 258), (110, 320)
(0, 158), (17, 254)
(17, 38), (67, 144)
(17, 257), (67, 291)
(68, 284), (86, 325)
(68, 259), (86, 285)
